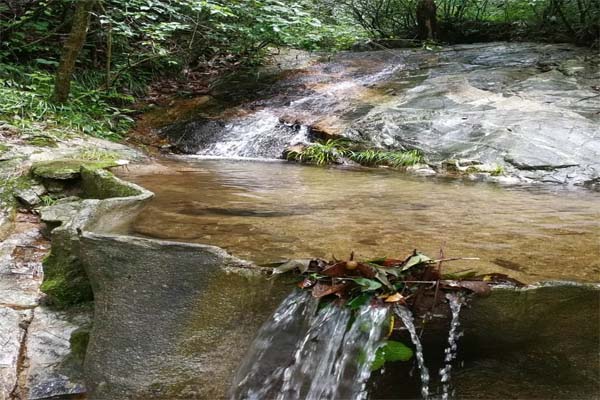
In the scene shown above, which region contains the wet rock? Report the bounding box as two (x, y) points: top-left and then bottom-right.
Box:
(31, 160), (118, 180)
(160, 118), (226, 154)
(282, 143), (306, 159)
(14, 185), (46, 208)
(347, 73), (600, 185)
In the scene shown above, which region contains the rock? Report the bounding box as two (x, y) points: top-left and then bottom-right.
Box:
(21, 307), (89, 400)
(80, 234), (280, 400)
(14, 185), (46, 208)
(282, 144), (306, 159)
(346, 70), (600, 185)
(0, 307), (32, 400)
(31, 160), (118, 180)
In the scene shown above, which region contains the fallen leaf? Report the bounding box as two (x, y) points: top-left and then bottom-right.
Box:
(385, 293), (405, 303)
(401, 252), (432, 271)
(311, 281), (350, 298)
(321, 262), (349, 277)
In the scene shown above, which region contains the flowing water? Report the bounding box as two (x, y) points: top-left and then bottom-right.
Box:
(231, 291), (389, 400)
(114, 159), (600, 398)
(113, 42), (599, 399)
(438, 294), (464, 400)
(395, 305), (431, 399)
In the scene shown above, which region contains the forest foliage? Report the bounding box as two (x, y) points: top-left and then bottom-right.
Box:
(0, 0), (598, 140)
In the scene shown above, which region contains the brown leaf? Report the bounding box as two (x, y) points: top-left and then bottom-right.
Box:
(384, 293), (406, 303)
(311, 281), (351, 298)
(382, 258), (404, 267)
(321, 262), (348, 277)
(357, 263), (376, 278)
(297, 278), (316, 289)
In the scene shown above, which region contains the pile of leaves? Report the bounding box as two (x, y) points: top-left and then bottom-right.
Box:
(273, 250), (524, 314)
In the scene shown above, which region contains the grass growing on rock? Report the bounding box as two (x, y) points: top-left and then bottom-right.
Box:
(286, 139), (425, 168)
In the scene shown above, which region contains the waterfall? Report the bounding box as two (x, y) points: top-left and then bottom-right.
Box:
(194, 111), (311, 159)
(395, 305), (431, 399)
(229, 291), (317, 399)
(439, 293), (464, 400)
(233, 290), (466, 400)
(231, 294), (388, 400)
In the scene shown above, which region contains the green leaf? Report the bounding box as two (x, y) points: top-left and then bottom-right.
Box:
(402, 253), (432, 271)
(346, 293), (371, 310)
(352, 277), (382, 292)
(371, 340), (414, 371)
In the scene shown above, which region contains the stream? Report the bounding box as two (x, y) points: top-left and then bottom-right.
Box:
(103, 41), (600, 399)
(119, 159), (600, 284)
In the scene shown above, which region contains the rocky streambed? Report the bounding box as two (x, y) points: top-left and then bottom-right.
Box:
(0, 41), (599, 400)
(158, 42), (600, 187)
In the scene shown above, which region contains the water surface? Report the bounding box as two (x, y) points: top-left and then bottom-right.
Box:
(118, 159), (600, 284)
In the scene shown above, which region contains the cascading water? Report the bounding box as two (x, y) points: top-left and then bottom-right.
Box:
(183, 61), (407, 159)
(394, 305), (431, 399)
(232, 289), (468, 400)
(439, 293), (464, 400)
(194, 110), (311, 159)
(231, 294), (389, 400)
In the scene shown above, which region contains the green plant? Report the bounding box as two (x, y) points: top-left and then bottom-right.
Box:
(490, 165), (505, 176)
(39, 195), (57, 207)
(350, 149), (424, 168)
(287, 139), (350, 165)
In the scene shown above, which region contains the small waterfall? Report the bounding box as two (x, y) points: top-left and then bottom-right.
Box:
(195, 110), (310, 159)
(439, 293), (464, 400)
(395, 305), (431, 399)
(230, 291), (317, 399)
(231, 297), (388, 400)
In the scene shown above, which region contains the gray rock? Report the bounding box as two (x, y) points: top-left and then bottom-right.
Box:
(22, 307), (89, 400)
(80, 235), (268, 399)
(0, 307), (31, 400)
(346, 73), (600, 185)
(14, 185), (46, 208)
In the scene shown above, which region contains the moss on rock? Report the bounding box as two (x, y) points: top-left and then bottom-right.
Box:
(41, 228), (93, 308)
(80, 167), (141, 199)
(31, 159), (118, 180)
(69, 328), (90, 362)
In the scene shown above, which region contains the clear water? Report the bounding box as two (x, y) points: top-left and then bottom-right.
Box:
(112, 160), (599, 399)
(118, 159), (600, 284)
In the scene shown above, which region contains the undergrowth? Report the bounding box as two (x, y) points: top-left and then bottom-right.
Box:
(0, 63), (138, 141)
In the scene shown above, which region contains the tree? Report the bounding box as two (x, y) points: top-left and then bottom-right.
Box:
(416, 0), (437, 40)
(52, 0), (95, 103)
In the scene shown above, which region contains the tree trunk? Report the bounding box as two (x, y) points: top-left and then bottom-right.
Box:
(52, 0), (95, 104)
(416, 0), (437, 40)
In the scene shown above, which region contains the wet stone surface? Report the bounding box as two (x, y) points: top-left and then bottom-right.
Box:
(158, 42), (600, 186)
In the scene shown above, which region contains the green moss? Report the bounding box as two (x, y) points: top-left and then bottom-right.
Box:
(0, 143), (10, 153)
(26, 135), (59, 147)
(41, 247), (93, 308)
(76, 148), (121, 162)
(31, 159), (118, 180)
(69, 329), (90, 362)
(80, 167), (140, 199)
